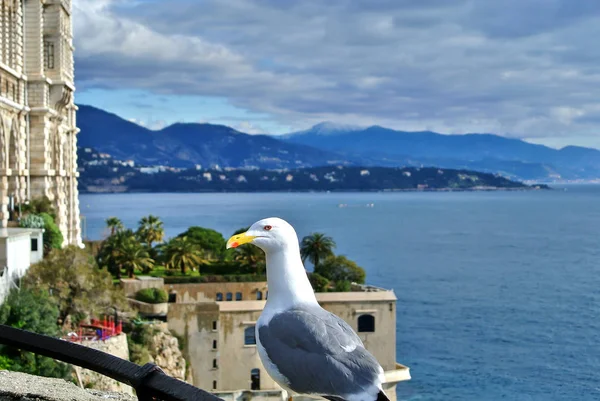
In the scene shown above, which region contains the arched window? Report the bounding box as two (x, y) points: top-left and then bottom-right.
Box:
(251, 368), (260, 390)
(244, 326), (256, 345)
(213, 359), (218, 369)
(226, 292), (233, 301)
(213, 380), (217, 390)
(212, 321), (217, 331)
(357, 314), (375, 333)
(216, 292), (223, 301)
(212, 339), (217, 349)
(256, 291), (263, 300)
(236, 292), (242, 301)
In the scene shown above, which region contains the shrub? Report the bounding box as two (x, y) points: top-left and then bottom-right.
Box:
(126, 323), (159, 365)
(128, 342), (152, 365)
(0, 288), (71, 379)
(23, 246), (131, 327)
(19, 214), (45, 229)
(163, 274), (266, 284)
(308, 272), (330, 292)
(135, 288), (168, 304)
(20, 196), (56, 219)
(202, 261), (249, 275)
(334, 280), (352, 292)
(315, 255), (366, 284)
(39, 212), (63, 253)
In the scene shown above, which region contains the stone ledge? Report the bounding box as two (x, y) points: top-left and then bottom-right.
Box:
(0, 370), (135, 401)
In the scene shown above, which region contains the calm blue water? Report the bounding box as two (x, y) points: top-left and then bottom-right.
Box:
(80, 186), (600, 401)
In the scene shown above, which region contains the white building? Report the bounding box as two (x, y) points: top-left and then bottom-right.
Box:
(0, 226), (43, 303)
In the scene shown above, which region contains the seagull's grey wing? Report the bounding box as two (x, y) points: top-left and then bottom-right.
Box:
(258, 306), (382, 398)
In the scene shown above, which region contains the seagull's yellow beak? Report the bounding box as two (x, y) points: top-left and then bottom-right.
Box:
(226, 232), (256, 249)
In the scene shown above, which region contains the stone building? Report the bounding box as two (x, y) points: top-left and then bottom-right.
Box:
(165, 281), (411, 401)
(0, 0), (81, 246)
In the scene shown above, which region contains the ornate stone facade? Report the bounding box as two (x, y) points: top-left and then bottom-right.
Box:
(0, 0), (81, 246)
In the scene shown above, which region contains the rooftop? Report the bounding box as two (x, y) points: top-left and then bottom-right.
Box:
(0, 227), (43, 239)
(216, 290), (396, 311)
(316, 291), (397, 302)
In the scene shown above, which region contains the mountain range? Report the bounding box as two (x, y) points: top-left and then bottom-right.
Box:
(77, 105), (600, 181)
(76, 105), (349, 170)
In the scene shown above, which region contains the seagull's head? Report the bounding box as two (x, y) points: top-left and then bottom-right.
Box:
(226, 217), (298, 254)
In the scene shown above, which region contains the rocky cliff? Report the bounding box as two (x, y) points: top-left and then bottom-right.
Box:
(128, 322), (187, 381)
(143, 323), (187, 381)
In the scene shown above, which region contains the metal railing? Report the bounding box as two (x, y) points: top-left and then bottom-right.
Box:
(0, 324), (223, 401)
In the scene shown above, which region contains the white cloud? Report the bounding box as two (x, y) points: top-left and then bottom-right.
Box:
(73, 0), (600, 143)
(232, 121), (266, 135)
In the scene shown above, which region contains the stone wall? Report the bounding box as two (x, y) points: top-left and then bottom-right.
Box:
(75, 333), (133, 395)
(127, 298), (168, 316)
(168, 281), (267, 303)
(120, 276), (164, 297)
(0, 371), (135, 401)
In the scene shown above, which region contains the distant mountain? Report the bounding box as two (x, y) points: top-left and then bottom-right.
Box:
(76, 104), (600, 181)
(76, 105), (352, 170)
(282, 124), (600, 180)
(284, 121), (364, 136)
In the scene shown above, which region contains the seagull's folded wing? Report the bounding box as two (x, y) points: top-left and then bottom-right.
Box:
(258, 306), (382, 398)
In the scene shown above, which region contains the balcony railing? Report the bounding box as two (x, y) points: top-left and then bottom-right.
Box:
(0, 324), (222, 401)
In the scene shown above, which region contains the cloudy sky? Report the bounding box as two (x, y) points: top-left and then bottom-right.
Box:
(73, 0), (600, 148)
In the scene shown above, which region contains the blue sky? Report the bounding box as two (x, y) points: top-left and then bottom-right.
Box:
(76, 88), (293, 133)
(73, 0), (600, 148)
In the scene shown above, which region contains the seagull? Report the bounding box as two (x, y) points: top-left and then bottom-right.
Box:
(227, 217), (389, 401)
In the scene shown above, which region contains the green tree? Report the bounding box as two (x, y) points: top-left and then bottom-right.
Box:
(105, 217), (124, 236)
(307, 272), (330, 292)
(0, 288), (71, 379)
(38, 213), (63, 254)
(178, 226), (226, 260)
(228, 227), (265, 273)
(97, 229), (138, 279)
(300, 232), (336, 269)
(162, 236), (206, 274)
(334, 280), (352, 292)
(233, 245), (266, 274)
(136, 215), (165, 249)
(117, 239), (154, 278)
(23, 246), (130, 328)
(315, 255), (366, 284)
(19, 196), (56, 219)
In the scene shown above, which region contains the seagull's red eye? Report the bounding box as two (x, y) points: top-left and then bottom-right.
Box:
(264, 225), (272, 231)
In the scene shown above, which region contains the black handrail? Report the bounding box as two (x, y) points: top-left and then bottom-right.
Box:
(0, 324), (223, 401)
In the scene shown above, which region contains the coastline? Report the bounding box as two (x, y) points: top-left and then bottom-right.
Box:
(78, 186), (550, 195)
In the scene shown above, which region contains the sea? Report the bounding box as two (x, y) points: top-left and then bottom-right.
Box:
(80, 185), (600, 401)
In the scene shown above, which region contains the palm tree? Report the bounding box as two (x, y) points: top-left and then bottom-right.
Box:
(136, 215), (165, 248)
(117, 240), (154, 278)
(300, 233), (336, 269)
(98, 229), (137, 279)
(105, 217), (124, 237)
(233, 244), (266, 274)
(163, 236), (206, 274)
